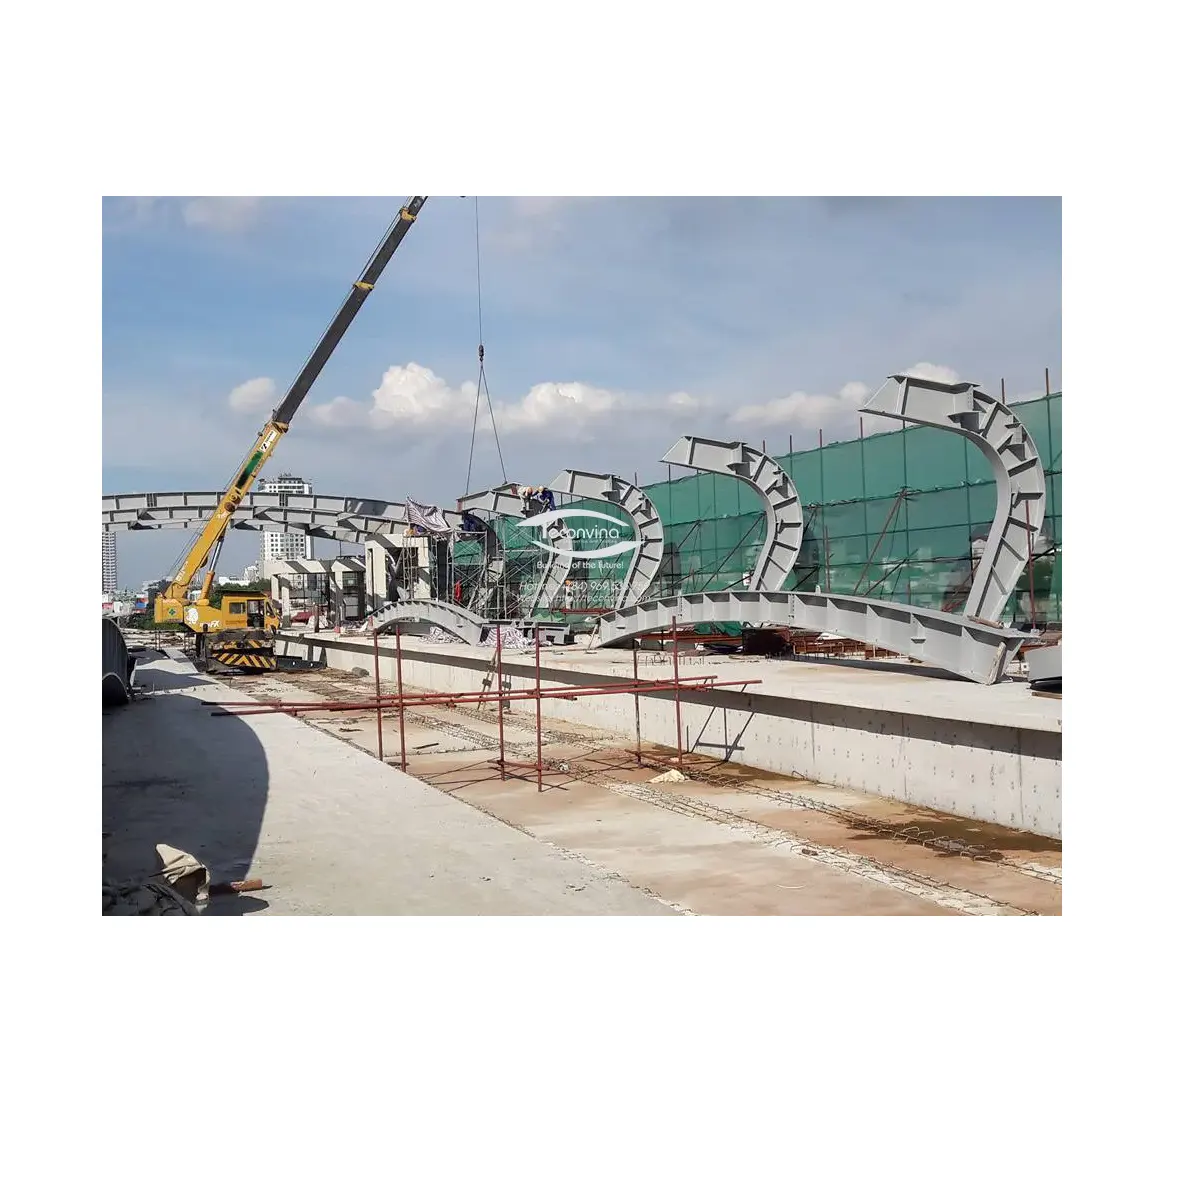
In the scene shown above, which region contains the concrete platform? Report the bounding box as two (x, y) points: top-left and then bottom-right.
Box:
(278, 633), (1063, 838)
(102, 653), (677, 916)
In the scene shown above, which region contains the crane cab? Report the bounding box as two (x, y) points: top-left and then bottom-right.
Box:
(217, 592), (280, 634)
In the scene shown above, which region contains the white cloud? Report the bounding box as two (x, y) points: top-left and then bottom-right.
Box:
(729, 381), (872, 430)
(484, 197), (585, 254)
(228, 376), (277, 415)
(311, 362), (665, 435)
(726, 365), (966, 437)
(504, 381), (619, 430)
(306, 359), (970, 444)
(106, 196), (266, 234)
(310, 395), (369, 428)
(900, 361), (960, 385)
(182, 197), (263, 232)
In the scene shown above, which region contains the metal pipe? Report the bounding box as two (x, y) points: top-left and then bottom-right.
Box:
(209, 671), (728, 708)
(672, 616), (683, 767)
(1025, 499), (1038, 631)
(395, 629), (407, 770)
(211, 676), (762, 717)
(373, 632), (383, 760)
(534, 623), (543, 792)
(632, 638), (643, 764)
(1045, 367), (1051, 396)
(212, 686), (751, 719)
(213, 673), (731, 712)
(495, 624), (506, 780)
(213, 682), (764, 719)
(854, 488), (908, 595)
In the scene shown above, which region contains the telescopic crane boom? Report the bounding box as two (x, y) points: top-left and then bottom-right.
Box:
(155, 197), (427, 668)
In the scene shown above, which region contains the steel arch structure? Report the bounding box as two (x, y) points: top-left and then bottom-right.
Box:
(660, 436), (804, 591)
(458, 485), (573, 614)
(860, 375), (1047, 624)
(102, 491), (422, 544)
(548, 468), (665, 607)
(595, 591), (1034, 685)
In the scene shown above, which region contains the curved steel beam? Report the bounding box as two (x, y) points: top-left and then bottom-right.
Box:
(103, 490), (421, 544)
(458, 485), (572, 613)
(660, 437), (804, 590)
(595, 591), (1034, 685)
(531, 522), (573, 613)
(860, 376), (1047, 624)
(549, 469), (664, 606)
(367, 599), (491, 644)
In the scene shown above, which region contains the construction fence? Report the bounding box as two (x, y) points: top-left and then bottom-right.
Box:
(641, 392), (1062, 627)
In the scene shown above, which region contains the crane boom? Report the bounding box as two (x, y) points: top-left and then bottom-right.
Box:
(157, 197), (426, 613)
(155, 197), (427, 641)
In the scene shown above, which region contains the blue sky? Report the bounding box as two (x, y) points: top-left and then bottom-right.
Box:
(102, 195), (1061, 588)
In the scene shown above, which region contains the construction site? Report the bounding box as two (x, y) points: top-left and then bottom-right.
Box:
(102, 197), (1062, 917)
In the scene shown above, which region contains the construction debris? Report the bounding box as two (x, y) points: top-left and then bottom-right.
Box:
(210, 878), (269, 895)
(476, 625), (533, 651)
(103, 844), (210, 916)
(103, 878), (197, 916)
(650, 768), (689, 784)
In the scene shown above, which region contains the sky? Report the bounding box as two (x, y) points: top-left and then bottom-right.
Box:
(102, 195), (1061, 588)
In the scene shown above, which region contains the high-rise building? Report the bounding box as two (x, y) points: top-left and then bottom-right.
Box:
(102, 530), (118, 594)
(257, 474), (314, 566)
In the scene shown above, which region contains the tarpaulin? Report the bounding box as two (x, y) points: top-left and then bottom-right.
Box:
(404, 498), (453, 537)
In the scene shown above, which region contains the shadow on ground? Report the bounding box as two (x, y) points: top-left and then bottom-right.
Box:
(103, 657), (272, 916)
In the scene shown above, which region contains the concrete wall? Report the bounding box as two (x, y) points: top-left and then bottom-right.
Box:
(278, 634), (1062, 839)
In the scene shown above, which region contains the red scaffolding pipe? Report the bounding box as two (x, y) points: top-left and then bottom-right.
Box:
(211, 675), (736, 713)
(495, 624), (506, 781)
(210, 675), (762, 718)
(395, 629), (407, 770)
(632, 639), (642, 764)
(534, 623), (543, 792)
(373, 632), (384, 760)
(1025, 499), (1038, 631)
(672, 616), (684, 766)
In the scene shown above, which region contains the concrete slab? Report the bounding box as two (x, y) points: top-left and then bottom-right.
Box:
(103, 654), (677, 916)
(287, 633), (1062, 732)
(215, 666), (1061, 916)
(274, 633), (1062, 837)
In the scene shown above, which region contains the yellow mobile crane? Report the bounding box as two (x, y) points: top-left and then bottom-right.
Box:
(154, 197), (428, 671)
